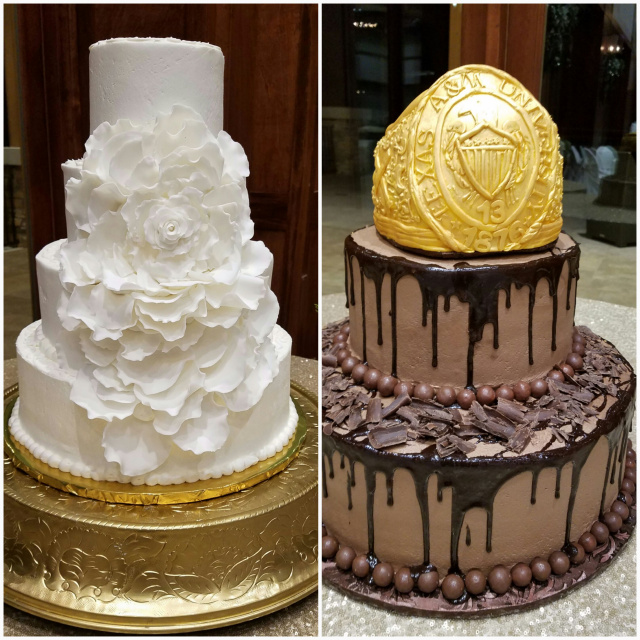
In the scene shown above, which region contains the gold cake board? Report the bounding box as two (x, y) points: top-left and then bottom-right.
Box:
(4, 367), (318, 633)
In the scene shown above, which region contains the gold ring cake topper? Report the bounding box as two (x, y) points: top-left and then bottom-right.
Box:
(373, 64), (563, 255)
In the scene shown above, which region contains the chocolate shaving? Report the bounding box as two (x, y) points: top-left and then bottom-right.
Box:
(368, 423), (408, 449)
(470, 401), (488, 422)
(448, 434), (477, 454)
(436, 436), (457, 457)
(364, 397), (382, 424)
(484, 406), (517, 428)
(396, 406), (420, 429)
(477, 419), (515, 440)
(346, 409), (363, 431)
(381, 392), (411, 419)
(507, 427), (532, 453)
(551, 426), (570, 443)
(496, 398), (527, 423)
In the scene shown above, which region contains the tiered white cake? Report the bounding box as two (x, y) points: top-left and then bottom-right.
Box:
(9, 38), (298, 486)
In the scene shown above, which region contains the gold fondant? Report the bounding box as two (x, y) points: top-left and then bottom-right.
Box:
(373, 64), (563, 254)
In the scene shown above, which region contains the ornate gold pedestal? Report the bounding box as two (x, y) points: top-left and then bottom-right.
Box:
(4, 362), (318, 633)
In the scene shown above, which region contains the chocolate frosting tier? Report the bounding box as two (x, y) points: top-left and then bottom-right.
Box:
(345, 227), (580, 388)
(322, 321), (635, 578)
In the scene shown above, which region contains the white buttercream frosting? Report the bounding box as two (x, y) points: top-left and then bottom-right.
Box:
(56, 105), (281, 478)
(89, 38), (224, 135)
(10, 320), (296, 485)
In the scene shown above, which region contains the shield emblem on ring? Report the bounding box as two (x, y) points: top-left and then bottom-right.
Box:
(454, 123), (517, 201)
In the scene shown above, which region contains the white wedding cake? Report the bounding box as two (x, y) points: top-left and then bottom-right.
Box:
(9, 38), (298, 486)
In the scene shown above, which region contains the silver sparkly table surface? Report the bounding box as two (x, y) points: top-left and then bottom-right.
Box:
(322, 294), (636, 636)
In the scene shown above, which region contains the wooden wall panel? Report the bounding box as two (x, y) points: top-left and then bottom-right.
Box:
(458, 4), (546, 99)
(16, 4), (318, 357)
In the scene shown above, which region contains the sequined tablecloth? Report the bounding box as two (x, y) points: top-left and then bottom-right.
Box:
(322, 294), (636, 636)
(3, 356), (319, 637)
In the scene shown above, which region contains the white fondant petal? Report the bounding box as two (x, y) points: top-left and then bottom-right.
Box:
(172, 396), (229, 455)
(103, 417), (172, 476)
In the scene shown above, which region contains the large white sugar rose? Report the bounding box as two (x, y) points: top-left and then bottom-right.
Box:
(57, 105), (279, 477)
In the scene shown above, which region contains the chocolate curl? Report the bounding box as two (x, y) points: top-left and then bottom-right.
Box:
(396, 406), (421, 429)
(364, 397), (382, 424)
(381, 392), (411, 419)
(448, 434), (477, 454)
(470, 401), (488, 422)
(414, 402), (454, 423)
(368, 423), (408, 449)
(507, 427), (532, 453)
(496, 398), (527, 423)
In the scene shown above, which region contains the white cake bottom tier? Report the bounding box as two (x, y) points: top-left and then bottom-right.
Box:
(9, 321), (298, 486)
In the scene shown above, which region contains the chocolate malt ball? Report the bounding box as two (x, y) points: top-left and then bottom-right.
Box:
(441, 574), (465, 601)
(436, 385), (457, 407)
(464, 569), (486, 595)
(351, 363), (368, 384)
(530, 557), (551, 582)
(333, 341), (347, 353)
(332, 332), (345, 344)
(363, 368), (381, 391)
(530, 379), (548, 398)
(413, 383), (435, 402)
(621, 478), (635, 494)
(341, 356), (358, 375)
(559, 363), (575, 378)
(513, 381), (531, 402)
(578, 532), (597, 553)
(352, 555), (370, 578)
(476, 385), (496, 406)
(495, 385), (515, 401)
(572, 331), (585, 344)
(624, 467), (636, 483)
(488, 565), (512, 594)
(417, 570), (439, 594)
(342, 324), (351, 336)
(590, 521), (610, 544)
(372, 562), (394, 588)
(322, 536), (338, 559)
(621, 490), (634, 507)
(547, 369), (565, 383)
(394, 381), (414, 397)
(611, 500), (630, 521)
(336, 349), (349, 365)
(456, 389), (476, 410)
(603, 511), (623, 533)
(566, 543), (585, 565)
(511, 563), (532, 587)
(335, 546), (356, 571)
(394, 567), (414, 594)
(548, 550), (570, 575)
(572, 342), (586, 356)
(566, 352), (584, 371)
(377, 375), (397, 397)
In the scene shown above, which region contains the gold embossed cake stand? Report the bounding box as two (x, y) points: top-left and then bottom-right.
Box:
(4, 359), (318, 633)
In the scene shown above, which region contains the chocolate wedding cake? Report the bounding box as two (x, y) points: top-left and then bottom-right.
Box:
(9, 38), (297, 486)
(322, 65), (636, 612)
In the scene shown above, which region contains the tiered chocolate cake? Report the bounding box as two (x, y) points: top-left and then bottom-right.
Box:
(322, 65), (636, 614)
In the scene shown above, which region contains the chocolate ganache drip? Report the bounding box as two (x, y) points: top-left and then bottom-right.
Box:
(345, 231), (580, 386)
(323, 391), (633, 572)
(322, 320), (635, 575)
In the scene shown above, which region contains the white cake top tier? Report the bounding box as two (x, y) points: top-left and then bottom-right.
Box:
(89, 37), (224, 135)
